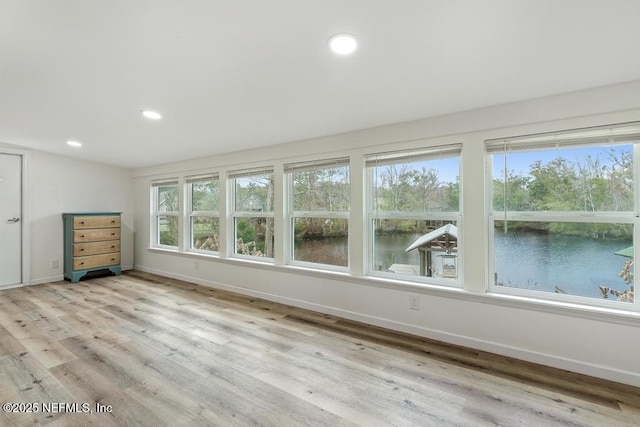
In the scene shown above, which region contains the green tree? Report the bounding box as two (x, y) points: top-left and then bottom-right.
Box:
(379, 164), (412, 211)
(158, 185), (179, 246)
(410, 167), (440, 211)
(192, 181), (218, 211)
(446, 177), (460, 211)
(493, 171), (530, 211)
(528, 158), (577, 211)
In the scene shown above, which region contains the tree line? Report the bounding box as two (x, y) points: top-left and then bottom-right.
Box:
(374, 164), (459, 213)
(494, 147), (633, 239)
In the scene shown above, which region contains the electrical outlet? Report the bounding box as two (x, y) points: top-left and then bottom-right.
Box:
(51, 259), (59, 269)
(409, 295), (420, 310)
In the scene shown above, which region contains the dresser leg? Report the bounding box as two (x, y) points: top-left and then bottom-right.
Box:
(70, 270), (88, 283)
(109, 266), (122, 276)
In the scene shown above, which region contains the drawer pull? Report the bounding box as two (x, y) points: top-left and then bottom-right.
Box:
(111, 233), (115, 236)
(111, 245), (115, 249)
(80, 262), (84, 265)
(111, 258), (115, 261)
(80, 248), (84, 251)
(111, 220), (116, 223)
(80, 221), (85, 224)
(81, 235), (85, 238)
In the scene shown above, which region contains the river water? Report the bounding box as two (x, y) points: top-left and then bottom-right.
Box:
(372, 231), (632, 300)
(493, 230), (631, 299)
(307, 231), (632, 301)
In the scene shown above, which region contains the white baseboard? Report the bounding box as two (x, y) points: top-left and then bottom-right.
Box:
(0, 282), (31, 290)
(29, 266), (133, 286)
(134, 265), (640, 388)
(31, 274), (64, 285)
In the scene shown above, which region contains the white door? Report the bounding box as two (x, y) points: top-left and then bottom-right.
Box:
(0, 153), (22, 286)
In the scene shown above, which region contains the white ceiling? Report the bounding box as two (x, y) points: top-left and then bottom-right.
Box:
(2, 1), (640, 169)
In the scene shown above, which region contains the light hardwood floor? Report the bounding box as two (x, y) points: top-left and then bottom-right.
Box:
(0, 270), (638, 426)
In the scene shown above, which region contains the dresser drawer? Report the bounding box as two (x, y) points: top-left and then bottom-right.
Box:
(73, 215), (121, 229)
(73, 241), (120, 256)
(73, 253), (121, 270)
(73, 228), (120, 243)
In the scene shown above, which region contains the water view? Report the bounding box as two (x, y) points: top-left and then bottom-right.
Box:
(494, 229), (632, 299)
(369, 231), (632, 300)
(373, 233), (423, 269)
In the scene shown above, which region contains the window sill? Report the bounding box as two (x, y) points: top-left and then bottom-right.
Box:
(146, 247), (640, 327)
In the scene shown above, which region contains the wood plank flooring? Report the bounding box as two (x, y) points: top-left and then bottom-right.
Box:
(0, 270), (638, 426)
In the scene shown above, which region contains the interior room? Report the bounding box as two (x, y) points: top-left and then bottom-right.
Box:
(1, 1), (640, 425)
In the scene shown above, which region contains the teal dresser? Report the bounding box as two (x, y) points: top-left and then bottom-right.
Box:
(62, 212), (122, 282)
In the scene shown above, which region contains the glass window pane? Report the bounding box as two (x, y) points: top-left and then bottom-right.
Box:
(235, 217), (274, 258)
(373, 219), (458, 279)
(191, 217), (219, 251)
(235, 175), (274, 212)
(192, 181), (218, 212)
(371, 157), (459, 213)
(493, 145), (633, 212)
(293, 218), (348, 267)
(157, 186), (178, 212)
(158, 215), (178, 246)
(494, 221), (634, 303)
(293, 166), (350, 212)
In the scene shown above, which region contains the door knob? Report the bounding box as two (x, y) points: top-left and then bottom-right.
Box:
(7, 217), (20, 223)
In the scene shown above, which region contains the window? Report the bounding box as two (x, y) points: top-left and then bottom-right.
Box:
(152, 179), (179, 248)
(285, 158), (350, 268)
(366, 145), (461, 283)
(488, 123), (640, 305)
(187, 174), (219, 253)
(229, 167), (275, 259)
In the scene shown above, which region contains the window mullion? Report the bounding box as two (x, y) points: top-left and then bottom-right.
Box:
(292, 211), (349, 219)
(234, 211), (273, 218)
(190, 211), (220, 217)
(503, 212), (635, 224)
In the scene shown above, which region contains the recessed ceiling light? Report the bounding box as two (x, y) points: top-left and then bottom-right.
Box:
(328, 33), (358, 55)
(141, 110), (162, 120)
(66, 140), (82, 147)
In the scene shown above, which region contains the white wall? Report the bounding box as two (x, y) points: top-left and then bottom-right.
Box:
(132, 80), (640, 387)
(22, 149), (134, 284)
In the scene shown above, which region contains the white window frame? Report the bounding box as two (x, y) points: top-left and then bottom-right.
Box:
(151, 178), (180, 249)
(285, 157), (350, 271)
(229, 166), (275, 261)
(365, 144), (462, 286)
(187, 173), (220, 254)
(486, 122), (640, 310)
